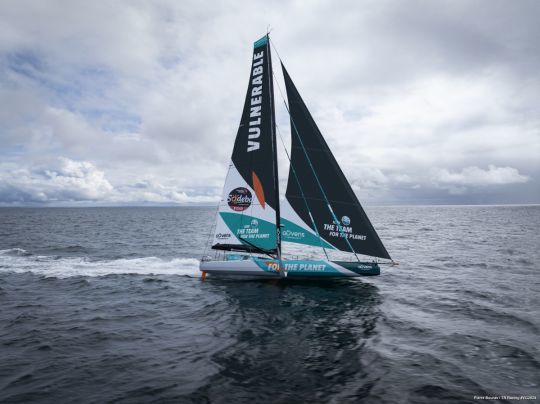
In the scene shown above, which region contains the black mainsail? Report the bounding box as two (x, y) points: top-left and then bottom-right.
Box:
(280, 63), (391, 260)
(211, 35), (280, 254)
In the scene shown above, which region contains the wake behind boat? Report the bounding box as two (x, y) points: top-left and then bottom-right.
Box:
(200, 34), (393, 279)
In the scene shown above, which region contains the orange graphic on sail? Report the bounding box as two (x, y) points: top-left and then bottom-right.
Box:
(252, 171), (265, 208)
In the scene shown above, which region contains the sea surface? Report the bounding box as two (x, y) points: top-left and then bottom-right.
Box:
(0, 206), (538, 403)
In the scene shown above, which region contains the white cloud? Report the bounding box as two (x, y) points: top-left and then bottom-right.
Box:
(0, 0), (539, 205)
(431, 165), (529, 187)
(115, 181), (218, 205)
(0, 158), (219, 205)
(0, 158), (113, 203)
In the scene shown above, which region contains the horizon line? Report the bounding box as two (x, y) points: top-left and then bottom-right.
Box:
(1, 203), (539, 208)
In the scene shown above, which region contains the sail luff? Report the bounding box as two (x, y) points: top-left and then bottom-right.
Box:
(266, 34), (281, 256)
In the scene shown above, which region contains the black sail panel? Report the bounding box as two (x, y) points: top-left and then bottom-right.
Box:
(211, 36), (278, 253)
(282, 63), (391, 259)
(231, 36), (277, 212)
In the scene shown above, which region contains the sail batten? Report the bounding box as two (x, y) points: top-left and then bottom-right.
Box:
(280, 63), (391, 260)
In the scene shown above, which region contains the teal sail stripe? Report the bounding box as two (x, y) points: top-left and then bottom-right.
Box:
(253, 36), (268, 48)
(280, 218), (334, 249)
(220, 212), (276, 251)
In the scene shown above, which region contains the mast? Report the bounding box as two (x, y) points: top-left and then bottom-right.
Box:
(266, 33), (286, 277)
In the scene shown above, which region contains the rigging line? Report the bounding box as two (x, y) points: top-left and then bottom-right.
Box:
(273, 39), (391, 264)
(203, 202), (219, 257)
(274, 85), (360, 262)
(271, 38), (360, 262)
(204, 163), (234, 258)
(275, 120), (329, 260)
(269, 46), (329, 259)
(286, 98), (360, 263)
(269, 38), (283, 63)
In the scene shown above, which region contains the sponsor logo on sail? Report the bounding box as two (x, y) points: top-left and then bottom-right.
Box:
(216, 233), (231, 239)
(227, 187), (252, 211)
(251, 219), (258, 227)
(282, 229), (305, 239)
(323, 219), (367, 241)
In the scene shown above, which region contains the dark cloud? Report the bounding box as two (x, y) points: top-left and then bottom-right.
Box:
(0, 0), (538, 205)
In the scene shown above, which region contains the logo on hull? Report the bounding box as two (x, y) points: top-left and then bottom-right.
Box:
(265, 261), (280, 272)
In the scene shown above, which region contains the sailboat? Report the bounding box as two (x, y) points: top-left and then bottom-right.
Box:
(200, 34), (393, 279)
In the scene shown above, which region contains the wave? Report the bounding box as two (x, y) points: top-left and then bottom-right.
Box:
(0, 248), (200, 278)
(0, 247), (32, 257)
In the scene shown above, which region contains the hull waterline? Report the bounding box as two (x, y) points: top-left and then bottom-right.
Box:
(199, 257), (380, 279)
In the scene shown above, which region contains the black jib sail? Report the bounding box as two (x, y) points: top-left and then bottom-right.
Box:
(211, 35), (279, 254)
(280, 63), (391, 260)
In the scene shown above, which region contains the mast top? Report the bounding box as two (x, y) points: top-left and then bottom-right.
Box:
(254, 35), (268, 48)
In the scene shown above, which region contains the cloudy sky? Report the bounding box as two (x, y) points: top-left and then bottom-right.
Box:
(1, 0), (539, 206)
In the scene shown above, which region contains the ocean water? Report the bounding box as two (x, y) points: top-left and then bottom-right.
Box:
(0, 206), (538, 403)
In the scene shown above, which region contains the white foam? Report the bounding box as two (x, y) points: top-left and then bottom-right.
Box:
(0, 248), (201, 278)
(0, 248), (30, 256)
